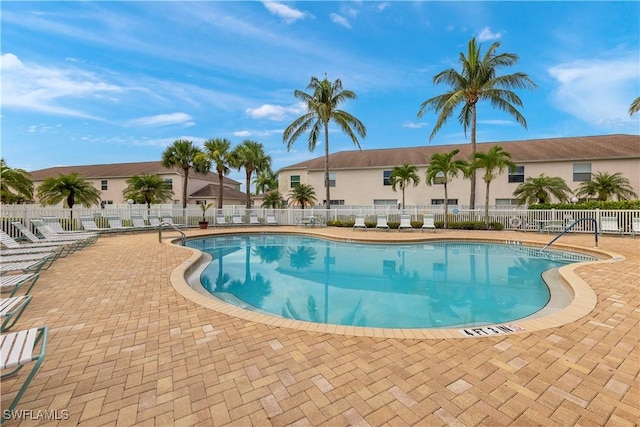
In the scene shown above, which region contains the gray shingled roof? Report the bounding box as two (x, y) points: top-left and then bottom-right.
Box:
(189, 184), (248, 199)
(279, 134), (640, 171)
(28, 160), (240, 185)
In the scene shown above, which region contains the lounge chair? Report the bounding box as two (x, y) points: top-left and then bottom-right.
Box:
(161, 215), (187, 229)
(30, 219), (98, 243)
(1, 296), (32, 331)
(266, 212), (278, 225)
(131, 214), (153, 230)
(1, 247), (63, 264)
(1, 257), (56, 274)
(232, 214), (244, 226)
(353, 214), (367, 230)
(632, 218), (640, 237)
(105, 216), (138, 233)
(375, 214), (390, 231)
(0, 273), (40, 298)
(79, 216), (115, 234)
(35, 218), (96, 238)
(11, 222), (88, 249)
(248, 213), (261, 226)
(1, 230), (65, 250)
(215, 213), (229, 227)
(398, 214), (413, 231)
(421, 214), (436, 233)
(600, 216), (622, 235)
(148, 215), (161, 227)
(0, 326), (48, 417)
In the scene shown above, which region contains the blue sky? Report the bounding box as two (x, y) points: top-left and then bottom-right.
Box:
(2, 1), (639, 189)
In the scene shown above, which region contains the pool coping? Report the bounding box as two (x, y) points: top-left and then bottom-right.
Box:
(167, 229), (624, 339)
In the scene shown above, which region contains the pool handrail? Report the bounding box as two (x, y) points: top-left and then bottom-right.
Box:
(540, 218), (598, 252)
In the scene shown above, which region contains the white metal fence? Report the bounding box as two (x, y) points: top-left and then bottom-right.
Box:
(1, 204), (638, 237)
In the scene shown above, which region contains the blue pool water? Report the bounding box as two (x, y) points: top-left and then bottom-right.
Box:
(186, 234), (595, 329)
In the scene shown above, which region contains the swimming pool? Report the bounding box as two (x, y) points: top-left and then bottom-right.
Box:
(186, 234), (596, 329)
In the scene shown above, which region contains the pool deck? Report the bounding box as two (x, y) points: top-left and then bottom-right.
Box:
(2, 227), (638, 426)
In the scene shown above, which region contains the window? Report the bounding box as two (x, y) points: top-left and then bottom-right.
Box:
(290, 175), (301, 188)
(101, 180), (108, 190)
(326, 172), (336, 188)
(383, 170), (392, 186)
(434, 172), (445, 185)
(495, 198), (520, 206)
(431, 199), (458, 205)
(164, 178), (173, 189)
(323, 199), (344, 206)
(508, 166), (525, 183)
(573, 163), (591, 182)
(374, 199), (398, 206)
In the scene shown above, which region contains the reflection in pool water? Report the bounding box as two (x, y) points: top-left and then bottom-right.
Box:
(186, 234), (595, 329)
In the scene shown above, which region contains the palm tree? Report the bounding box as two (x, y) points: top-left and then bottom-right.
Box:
(254, 170), (279, 194)
(161, 139), (207, 209)
(471, 145), (516, 227)
(388, 164), (420, 209)
(231, 140), (272, 209)
(425, 149), (469, 228)
(575, 172), (637, 201)
(284, 75), (366, 207)
(122, 173), (174, 209)
(0, 159), (33, 203)
(630, 96), (640, 116)
(288, 183), (317, 209)
(512, 174), (572, 205)
(37, 173), (101, 212)
(261, 190), (286, 209)
(198, 138), (233, 209)
(417, 37), (537, 209)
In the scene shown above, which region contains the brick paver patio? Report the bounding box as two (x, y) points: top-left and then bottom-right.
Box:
(1, 227), (638, 426)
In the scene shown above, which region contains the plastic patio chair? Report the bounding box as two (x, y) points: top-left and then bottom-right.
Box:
(353, 214), (367, 230)
(1, 296), (32, 331)
(421, 214), (436, 233)
(375, 214), (390, 231)
(398, 214), (413, 231)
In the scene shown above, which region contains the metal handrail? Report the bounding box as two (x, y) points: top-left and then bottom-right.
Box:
(157, 221), (186, 245)
(540, 218), (598, 252)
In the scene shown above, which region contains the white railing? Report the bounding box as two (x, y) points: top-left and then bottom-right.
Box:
(1, 204), (638, 237)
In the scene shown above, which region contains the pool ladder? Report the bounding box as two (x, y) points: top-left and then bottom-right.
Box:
(157, 221), (186, 245)
(540, 218), (598, 252)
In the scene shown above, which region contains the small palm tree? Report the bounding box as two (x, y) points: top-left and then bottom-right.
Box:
(417, 37), (537, 209)
(288, 183), (317, 209)
(37, 173), (101, 213)
(123, 173), (174, 209)
(629, 96), (640, 116)
(161, 139), (207, 209)
(261, 190), (286, 209)
(471, 146), (516, 227)
(512, 174), (572, 205)
(231, 140), (272, 208)
(388, 164), (420, 209)
(198, 138), (233, 209)
(254, 170), (279, 194)
(0, 159), (33, 203)
(425, 149), (469, 228)
(284, 75), (366, 207)
(575, 172), (637, 201)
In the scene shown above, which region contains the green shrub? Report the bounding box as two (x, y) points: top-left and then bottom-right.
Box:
(529, 200), (640, 210)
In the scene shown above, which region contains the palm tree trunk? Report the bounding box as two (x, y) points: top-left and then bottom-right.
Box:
(470, 105), (477, 210)
(217, 170), (224, 209)
(245, 169), (252, 209)
(182, 168), (189, 209)
(484, 180), (491, 228)
(324, 122), (330, 208)
(443, 182), (449, 229)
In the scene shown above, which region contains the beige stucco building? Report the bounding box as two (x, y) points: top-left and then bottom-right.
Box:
(277, 134), (640, 207)
(28, 161), (247, 207)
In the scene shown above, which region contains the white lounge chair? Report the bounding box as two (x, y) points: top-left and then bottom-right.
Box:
(398, 214), (413, 231)
(1, 296), (32, 331)
(353, 214), (367, 230)
(248, 213), (261, 226)
(36, 218), (96, 238)
(421, 214), (436, 233)
(161, 215), (187, 229)
(266, 212), (278, 226)
(148, 215), (161, 227)
(375, 214), (390, 231)
(632, 218), (640, 238)
(11, 222), (90, 248)
(232, 214), (244, 226)
(215, 213), (229, 226)
(0, 273), (40, 297)
(600, 216), (622, 235)
(0, 326), (48, 415)
(131, 215), (154, 230)
(79, 216), (114, 234)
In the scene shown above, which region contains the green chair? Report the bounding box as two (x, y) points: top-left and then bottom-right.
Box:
(1, 296), (32, 331)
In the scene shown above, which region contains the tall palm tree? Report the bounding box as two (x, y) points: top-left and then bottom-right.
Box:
(198, 138), (233, 209)
(425, 149), (469, 229)
(388, 164), (420, 209)
(122, 173), (174, 209)
(231, 140), (272, 208)
(161, 139), (207, 209)
(629, 96), (640, 116)
(575, 171), (637, 201)
(254, 170), (279, 194)
(471, 145), (515, 227)
(288, 183), (317, 209)
(417, 37), (537, 209)
(0, 159), (33, 203)
(512, 174), (572, 205)
(37, 173), (101, 212)
(284, 76), (366, 207)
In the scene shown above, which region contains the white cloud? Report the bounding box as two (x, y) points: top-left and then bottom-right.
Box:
(330, 13), (351, 29)
(476, 26), (502, 42)
(548, 55), (638, 127)
(127, 112), (195, 127)
(403, 122), (428, 129)
(246, 102), (306, 121)
(232, 129), (283, 138)
(261, 1), (306, 23)
(377, 3), (391, 12)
